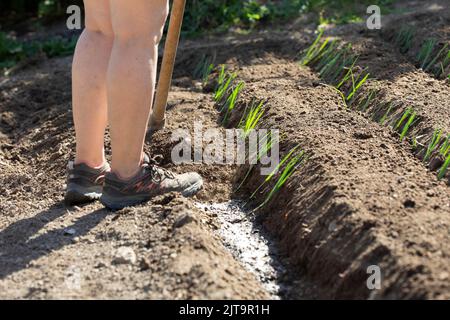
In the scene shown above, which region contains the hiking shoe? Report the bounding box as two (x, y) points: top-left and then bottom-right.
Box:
(100, 160), (203, 210)
(64, 161), (110, 206)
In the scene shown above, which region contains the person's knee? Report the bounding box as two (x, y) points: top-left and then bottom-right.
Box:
(84, 0), (114, 37)
(85, 18), (114, 38)
(112, 2), (169, 45)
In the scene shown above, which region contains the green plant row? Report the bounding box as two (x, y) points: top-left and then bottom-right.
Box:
(301, 31), (450, 181)
(201, 62), (308, 210)
(392, 26), (450, 80)
(300, 30), (370, 105)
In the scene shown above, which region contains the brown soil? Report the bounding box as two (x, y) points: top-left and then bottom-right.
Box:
(1, 0), (449, 299)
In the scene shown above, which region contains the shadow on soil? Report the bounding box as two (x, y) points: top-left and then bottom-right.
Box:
(0, 203), (108, 280)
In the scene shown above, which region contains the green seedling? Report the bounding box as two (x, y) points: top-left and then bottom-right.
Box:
(418, 38), (437, 70)
(438, 50), (450, 77)
(425, 43), (448, 73)
(214, 72), (236, 103)
(217, 64), (226, 87)
(440, 135), (450, 157)
(395, 108), (417, 141)
(438, 154), (450, 180)
(256, 150), (306, 210)
(396, 26), (415, 54)
(235, 131), (274, 192)
(240, 99), (266, 136)
(301, 29), (324, 66)
(336, 57), (358, 89)
(379, 102), (394, 125)
(314, 40), (339, 70)
(250, 144), (302, 200)
(358, 89), (377, 112)
(424, 129), (443, 162)
(221, 81), (245, 125)
(329, 52), (357, 86)
(328, 85), (348, 109)
(193, 54), (215, 82)
(346, 70), (370, 101)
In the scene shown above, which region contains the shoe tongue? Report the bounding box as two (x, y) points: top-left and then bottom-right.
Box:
(142, 153), (150, 165)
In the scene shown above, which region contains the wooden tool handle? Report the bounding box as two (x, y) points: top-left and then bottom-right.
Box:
(149, 0), (186, 131)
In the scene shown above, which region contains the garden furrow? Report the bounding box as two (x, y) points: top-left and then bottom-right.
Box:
(302, 25), (450, 183)
(232, 61), (450, 299)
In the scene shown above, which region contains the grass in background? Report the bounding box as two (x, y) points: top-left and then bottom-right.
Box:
(0, 31), (77, 71)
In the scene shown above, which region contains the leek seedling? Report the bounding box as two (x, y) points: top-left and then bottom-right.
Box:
(250, 144), (302, 200)
(440, 135), (450, 157)
(214, 72), (236, 103)
(418, 39), (437, 70)
(301, 29), (324, 66)
(425, 43), (448, 73)
(235, 132), (274, 192)
(256, 151), (306, 210)
(217, 65), (226, 88)
(193, 54), (215, 83)
(396, 26), (415, 54)
(379, 102), (394, 125)
(358, 89), (377, 112)
(438, 154), (450, 180)
(397, 109), (417, 141)
(336, 57), (358, 89)
(315, 40), (339, 71)
(221, 81), (245, 125)
(346, 71), (370, 101)
(438, 50), (450, 77)
(395, 108), (412, 130)
(328, 85), (348, 109)
(240, 100), (265, 136)
(424, 129), (443, 162)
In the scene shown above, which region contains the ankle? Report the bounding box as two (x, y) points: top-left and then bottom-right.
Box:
(74, 157), (107, 169)
(113, 165), (142, 181)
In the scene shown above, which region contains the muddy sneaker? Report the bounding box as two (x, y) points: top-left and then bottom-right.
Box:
(100, 160), (203, 210)
(64, 161), (110, 206)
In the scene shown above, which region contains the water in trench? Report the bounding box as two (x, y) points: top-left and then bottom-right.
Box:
(195, 201), (298, 299)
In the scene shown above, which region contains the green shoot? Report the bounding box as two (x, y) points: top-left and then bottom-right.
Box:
(235, 131), (274, 192)
(329, 85), (348, 109)
(418, 39), (437, 70)
(440, 135), (450, 157)
(346, 71), (370, 101)
(336, 57), (358, 89)
(256, 150), (306, 210)
(438, 154), (450, 180)
(379, 102), (393, 125)
(395, 108), (412, 130)
(396, 26), (415, 54)
(424, 129), (442, 162)
(301, 29), (324, 66)
(214, 72), (236, 103)
(425, 43), (448, 72)
(193, 54), (215, 83)
(358, 89), (377, 112)
(250, 144), (302, 200)
(221, 81), (245, 125)
(399, 110), (417, 141)
(240, 99), (265, 136)
(217, 65), (226, 88)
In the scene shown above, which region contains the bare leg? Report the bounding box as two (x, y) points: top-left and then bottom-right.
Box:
(108, 0), (169, 179)
(72, 0), (113, 168)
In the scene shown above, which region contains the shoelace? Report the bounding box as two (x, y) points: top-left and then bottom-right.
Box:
(142, 154), (175, 183)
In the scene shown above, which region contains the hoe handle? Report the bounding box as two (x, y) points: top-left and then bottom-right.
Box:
(149, 0), (187, 131)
